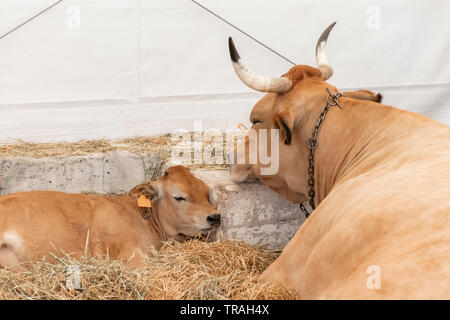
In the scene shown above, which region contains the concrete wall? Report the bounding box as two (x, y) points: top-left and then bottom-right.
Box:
(0, 151), (304, 249)
(0, 150), (162, 195)
(193, 170), (304, 249)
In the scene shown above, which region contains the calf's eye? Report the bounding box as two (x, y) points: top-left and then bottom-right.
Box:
(174, 196), (186, 201)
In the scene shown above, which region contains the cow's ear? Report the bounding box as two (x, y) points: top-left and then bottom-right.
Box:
(343, 90), (383, 103)
(275, 110), (295, 145)
(128, 183), (157, 201)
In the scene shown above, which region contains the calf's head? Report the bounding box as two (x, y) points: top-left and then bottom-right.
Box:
(129, 165), (220, 241)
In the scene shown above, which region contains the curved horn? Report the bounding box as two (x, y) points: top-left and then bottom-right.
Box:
(228, 37), (292, 93)
(315, 22), (336, 81)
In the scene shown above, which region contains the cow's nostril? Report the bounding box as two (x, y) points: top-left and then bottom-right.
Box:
(207, 213), (221, 226)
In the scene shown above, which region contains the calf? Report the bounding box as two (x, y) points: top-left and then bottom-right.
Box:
(0, 165), (220, 269)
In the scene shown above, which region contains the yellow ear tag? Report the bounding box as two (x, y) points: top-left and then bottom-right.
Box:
(137, 193), (152, 208)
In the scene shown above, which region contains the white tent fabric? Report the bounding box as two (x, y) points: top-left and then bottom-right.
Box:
(0, 0), (449, 142)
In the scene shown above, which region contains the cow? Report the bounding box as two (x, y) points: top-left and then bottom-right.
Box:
(227, 22), (450, 299)
(0, 165), (221, 270)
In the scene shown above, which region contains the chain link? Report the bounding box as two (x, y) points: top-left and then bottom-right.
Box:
(300, 88), (343, 219)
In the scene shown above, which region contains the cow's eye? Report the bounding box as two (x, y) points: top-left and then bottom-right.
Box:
(174, 196), (186, 201)
(252, 119), (261, 125)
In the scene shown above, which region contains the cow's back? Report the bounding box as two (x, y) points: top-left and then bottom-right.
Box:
(311, 164), (450, 299)
(263, 109), (450, 299)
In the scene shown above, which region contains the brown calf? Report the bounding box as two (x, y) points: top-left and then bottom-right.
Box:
(0, 165), (220, 269)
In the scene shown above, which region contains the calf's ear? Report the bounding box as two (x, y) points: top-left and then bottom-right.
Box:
(128, 183), (157, 201)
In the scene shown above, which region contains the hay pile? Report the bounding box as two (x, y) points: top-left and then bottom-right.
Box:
(0, 139), (115, 158)
(0, 133), (237, 170)
(0, 239), (297, 300)
(0, 137), (174, 159)
(114, 134), (174, 159)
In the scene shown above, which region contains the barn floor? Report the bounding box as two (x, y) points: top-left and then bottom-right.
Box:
(0, 239), (297, 300)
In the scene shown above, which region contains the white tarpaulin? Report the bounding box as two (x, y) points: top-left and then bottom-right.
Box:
(0, 0), (449, 142)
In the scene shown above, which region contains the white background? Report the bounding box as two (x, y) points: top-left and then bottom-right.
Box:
(0, 0), (449, 143)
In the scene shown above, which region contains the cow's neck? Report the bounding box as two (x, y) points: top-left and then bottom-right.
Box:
(298, 89), (389, 205)
(123, 196), (169, 249)
(146, 206), (169, 249)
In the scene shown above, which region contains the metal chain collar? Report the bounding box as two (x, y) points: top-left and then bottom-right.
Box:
(300, 88), (343, 219)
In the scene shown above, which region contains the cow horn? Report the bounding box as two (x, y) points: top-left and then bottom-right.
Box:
(228, 37), (292, 93)
(315, 22), (336, 81)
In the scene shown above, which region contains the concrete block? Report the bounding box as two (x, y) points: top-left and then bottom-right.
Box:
(0, 150), (162, 195)
(192, 170), (306, 249)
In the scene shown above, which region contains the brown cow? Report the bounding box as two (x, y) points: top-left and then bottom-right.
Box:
(227, 22), (450, 299)
(0, 165), (220, 270)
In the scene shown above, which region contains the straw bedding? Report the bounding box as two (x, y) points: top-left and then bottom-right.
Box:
(0, 239), (298, 300)
(0, 134), (234, 170)
(0, 137), (171, 158)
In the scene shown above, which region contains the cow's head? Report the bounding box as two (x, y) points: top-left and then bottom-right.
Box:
(228, 22), (379, 203)
(129, 165), (220, 241)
